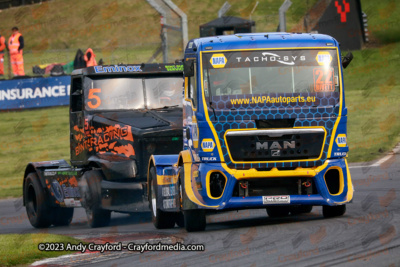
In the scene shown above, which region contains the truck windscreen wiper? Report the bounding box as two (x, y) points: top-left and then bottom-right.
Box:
(151, 105), (179, 110)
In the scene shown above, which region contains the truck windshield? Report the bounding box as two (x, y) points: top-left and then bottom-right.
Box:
(84, 76), (182, 110)
(202, 49), (340, 108)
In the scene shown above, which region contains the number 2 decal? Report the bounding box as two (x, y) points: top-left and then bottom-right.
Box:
(87, 88), (101, 109)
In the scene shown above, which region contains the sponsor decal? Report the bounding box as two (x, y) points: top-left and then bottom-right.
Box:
(201, 139), (215, 152)
(230, 95), (316, 105)
(236, 52), (306, 65)
(57, 171), (78, 176)
(64, 198), (82, 207)
(313, 68), (335, 92)
(163, 199), (176, 209)
(316, 51), (332, 66)
(61, 184), (80, 198)
(51, 181), (64, 202)
(201, 157), (217, 161)
(94, 65), (142, 73)
(44, 171), (57, 176)
(210, 54), (227, 68)
(334, 152), (347, 157)
(165, 65), (183, 71)
(74, 124), (135, 157)
(336, 134), (347, 147)
(162, 186), (176, 197)
(263, 195), (290, 204)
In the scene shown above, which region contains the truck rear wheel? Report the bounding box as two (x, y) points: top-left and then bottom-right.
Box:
(52, 207), (74, 226)
(149, 167), (176, 229)
(266, 206), (290, 218)
(323, 204), (346, 218)
(24, 172), (53, 228)
(80, 170), (111, 228)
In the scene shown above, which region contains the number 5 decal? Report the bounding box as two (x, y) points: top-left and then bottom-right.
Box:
(88, 88), (101, 109)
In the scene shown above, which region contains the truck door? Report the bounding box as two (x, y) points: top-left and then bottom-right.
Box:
(70, 76), (87, 165)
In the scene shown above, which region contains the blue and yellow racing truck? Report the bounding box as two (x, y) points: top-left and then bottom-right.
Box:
(148, 33), (354, 231)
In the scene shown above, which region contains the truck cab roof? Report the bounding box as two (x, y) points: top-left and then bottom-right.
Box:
(71, 63), (183, 76)
(186, 32), (339, 53)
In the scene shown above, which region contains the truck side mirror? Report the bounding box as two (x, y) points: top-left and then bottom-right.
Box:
(342, 52), (353, 69)
(184, 59), (194, 77)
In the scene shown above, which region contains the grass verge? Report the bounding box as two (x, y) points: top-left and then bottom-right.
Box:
(0, 233), (82, 266)
(0, 106), (70, 199)
(344, 42), (400, 162)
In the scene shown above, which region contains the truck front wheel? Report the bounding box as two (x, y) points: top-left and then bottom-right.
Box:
(80, 170), (111, 228)
(178, 168), (206, 232)
(149, 167), (176, 229)
(266, 206), (290, 218)
(290, 205), (313, 215)
(175, 180), (184, 228)
(183, 209), (206, 232)
(24, 172), (53, 228)
(323, 204), (346, 218)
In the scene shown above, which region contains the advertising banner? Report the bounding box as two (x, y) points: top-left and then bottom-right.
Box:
(0, 76), (70, 110)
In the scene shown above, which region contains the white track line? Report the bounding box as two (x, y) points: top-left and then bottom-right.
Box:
(349, 153), (394, 169)
(31, 253), (82, 266)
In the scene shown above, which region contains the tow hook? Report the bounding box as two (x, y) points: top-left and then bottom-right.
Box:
(239, 180), (248, 197)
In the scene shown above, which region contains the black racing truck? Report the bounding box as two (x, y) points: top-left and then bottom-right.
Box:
(23, 63), (183, 228)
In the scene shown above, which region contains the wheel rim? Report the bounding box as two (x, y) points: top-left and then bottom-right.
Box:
(151, 182), (157, 217)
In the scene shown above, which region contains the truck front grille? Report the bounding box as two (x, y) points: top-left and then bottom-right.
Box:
(225, 128), (325, 162)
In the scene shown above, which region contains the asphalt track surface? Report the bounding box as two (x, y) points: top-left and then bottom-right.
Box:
(1, 153), (399, 266)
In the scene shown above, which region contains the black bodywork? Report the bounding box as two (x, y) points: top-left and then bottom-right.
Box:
(24, 64), (184, 213)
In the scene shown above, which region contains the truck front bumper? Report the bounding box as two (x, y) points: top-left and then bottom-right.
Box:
(193, 158), (353, 210)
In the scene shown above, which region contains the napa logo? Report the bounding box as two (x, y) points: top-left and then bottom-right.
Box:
(201, 139), (215, 152)
(335, 134), (347, 147)
(316, 51), (332, 66)
(210, 54), (227, 68)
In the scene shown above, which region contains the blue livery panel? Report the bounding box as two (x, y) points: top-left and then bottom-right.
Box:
(153, 33), (353, 213)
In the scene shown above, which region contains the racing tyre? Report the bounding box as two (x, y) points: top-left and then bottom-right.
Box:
(149, 167), (176, 229)
(323, 204), (346, 218)
(175, 173), (185, 227)
(176, 212), (185, 227)
(266, 206), (291, 218)
(184, 209), (206, 232)
(52, 207), (74, 226)
(24, 172), (53, 228)
(290, 205), (313, 215)
(79, 170), (111, 228)
(178, 168), (206, 232)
